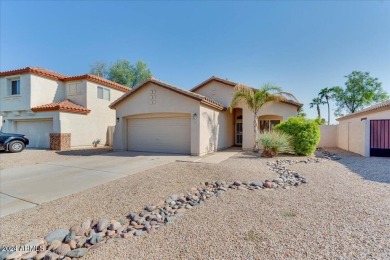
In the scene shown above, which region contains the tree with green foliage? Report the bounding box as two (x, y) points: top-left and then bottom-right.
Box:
(309, 97), (325, 119)
(230, 84), (286, 152)
(318, 87), (333, 125)
(90, 59), (152, 88)
(89, 61), (108, 78)
(332, 71), (388, 116)
(275, 117), (320, 156)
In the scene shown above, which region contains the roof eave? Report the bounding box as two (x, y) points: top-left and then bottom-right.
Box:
(190, 76), (237, 92)
(31, 107), (90, 114)
(337, 105), (390, 121)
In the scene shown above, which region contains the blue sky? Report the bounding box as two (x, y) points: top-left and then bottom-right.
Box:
(1, 1), (389, 123)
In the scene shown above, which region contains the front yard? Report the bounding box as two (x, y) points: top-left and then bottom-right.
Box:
(1, 149), (389, 259)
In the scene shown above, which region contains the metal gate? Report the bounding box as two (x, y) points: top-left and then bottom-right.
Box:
(370, 120), (390, 157)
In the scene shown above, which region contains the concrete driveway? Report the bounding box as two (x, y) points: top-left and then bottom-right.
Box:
(0, 151), (190, 217)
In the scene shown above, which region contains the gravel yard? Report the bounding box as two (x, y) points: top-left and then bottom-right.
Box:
(1, 149), (389, 259)
(0, 147), (113, 170)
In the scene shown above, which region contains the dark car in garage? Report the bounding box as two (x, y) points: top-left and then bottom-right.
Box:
(0, 131), (30, 152)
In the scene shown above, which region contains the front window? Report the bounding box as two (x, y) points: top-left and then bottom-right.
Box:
(97, 86), (110, 101)
(259, 120), (280, 132)
(9, 79), (20, 95)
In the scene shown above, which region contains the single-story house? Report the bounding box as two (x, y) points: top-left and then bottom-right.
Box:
(110, 76), (302, 155)
(336, 100), (390, 157)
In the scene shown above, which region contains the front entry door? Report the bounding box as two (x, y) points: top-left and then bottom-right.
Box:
(235, 123), (243, 146)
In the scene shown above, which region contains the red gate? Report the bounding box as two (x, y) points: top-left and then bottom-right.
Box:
(370, 120), (390, 157)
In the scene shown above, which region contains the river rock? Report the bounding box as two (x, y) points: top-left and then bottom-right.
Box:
(66, 248), (89, 258)
(55, 244), (71, 256)
(44, 229), (69, 244)
(89, 234), (103, 245)
(43, 252), (59, 260)
(97, 218), (109, 232)
(48, 240), (62, 251)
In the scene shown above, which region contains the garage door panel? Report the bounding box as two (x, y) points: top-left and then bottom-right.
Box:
(15, 120), (53, 148)
(127, 116), (190, 154)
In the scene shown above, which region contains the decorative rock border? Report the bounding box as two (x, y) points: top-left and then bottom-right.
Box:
(0, 156), (334, 260)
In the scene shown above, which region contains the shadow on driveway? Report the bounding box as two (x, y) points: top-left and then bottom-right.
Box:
(314, 148), (390, 184)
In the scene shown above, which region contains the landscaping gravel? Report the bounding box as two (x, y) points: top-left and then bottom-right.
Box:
(1, 148), (389, 259)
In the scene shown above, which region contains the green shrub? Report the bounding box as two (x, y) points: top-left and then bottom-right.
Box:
(258, 131), (295, 157)
(274, 117), (320, 156)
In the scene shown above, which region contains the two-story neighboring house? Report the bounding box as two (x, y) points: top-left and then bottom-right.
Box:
(0, 67), (129, 150)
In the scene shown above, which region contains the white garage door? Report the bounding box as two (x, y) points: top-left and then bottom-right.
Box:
(15, 120), (53, 148)
(127, 115), (191, 154)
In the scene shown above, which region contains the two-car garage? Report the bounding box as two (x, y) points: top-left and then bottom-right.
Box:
(110, 78), (229, 156)
(127, 114), (191, 154)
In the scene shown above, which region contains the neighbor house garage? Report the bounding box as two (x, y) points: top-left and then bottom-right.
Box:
(14, 119), (53, 148)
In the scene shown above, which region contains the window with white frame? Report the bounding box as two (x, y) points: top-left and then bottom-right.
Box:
(8, 78), (21, 95)
(97, 86), (110, 101)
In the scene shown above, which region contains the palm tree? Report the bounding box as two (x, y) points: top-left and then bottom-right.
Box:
(309, 97), (324, 119)
(318, 88), (332, 125)
(230, 83), (285, 152)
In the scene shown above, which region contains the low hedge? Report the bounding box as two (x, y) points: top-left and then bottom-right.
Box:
(274, 117), (320, 156)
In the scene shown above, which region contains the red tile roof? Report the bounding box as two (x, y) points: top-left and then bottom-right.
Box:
(110, 77), (226, 111)
(64, 74), (129, 92)
(31, 99), (91, 114)
(337, 100), (390, 121)
(0, 67), (129, 92)
(0, 67), (68, 81)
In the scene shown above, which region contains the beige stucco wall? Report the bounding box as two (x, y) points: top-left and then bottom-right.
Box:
(59, 81), (124, 147)
(318, 125), (338, 148)
(337, 119), (366, 156)
(65, 80), (87, 107)
(193, 81), (235, 107)
(241, 102), (298, 150)
(113, 82), (202, 155)
(199, 105), (234, 153)
(0, 74), (32, 112)
(30, 74), (65, 107)
(336, 108), (390, 156)
(193, 81), (299, 150)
